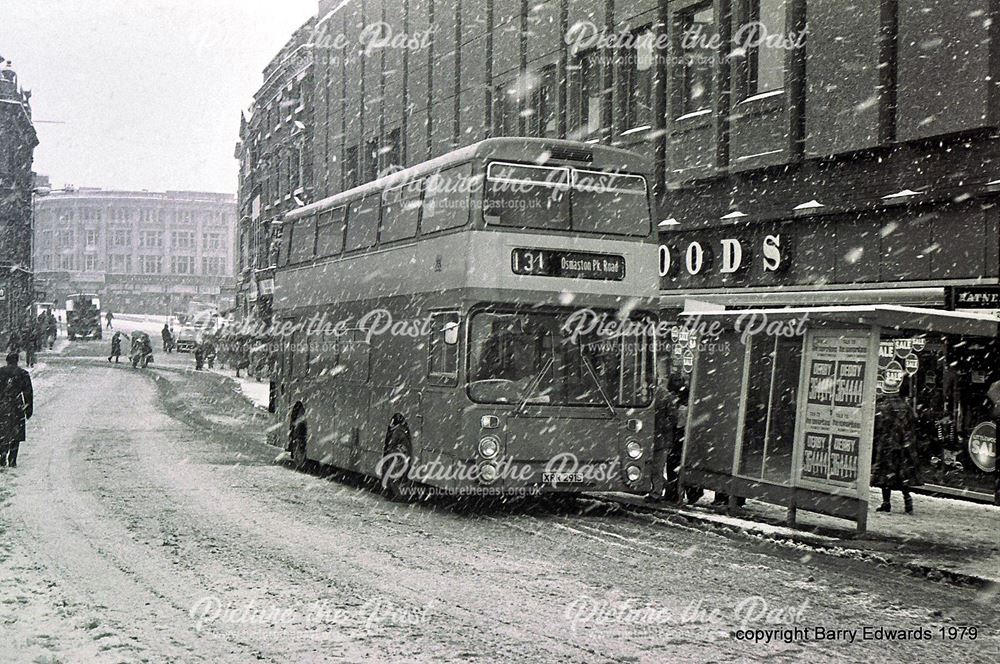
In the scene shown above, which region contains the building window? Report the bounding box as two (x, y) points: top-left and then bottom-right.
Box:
(172, 230), (195, 249)
(139, 255), (162, 274)
(139, 231), (163, 248)
(84, 254), (99, 271)
(171, 255), (194, 274)
(530, 65), (559, 138)
(202, 256), (224, 275)
(202, 232), (223, 250)
(622, 26), (656, 131)
(382, 128), (402, 174)
(57, 230), (74, 249)
(85, 230), (98, 248)
(678, 5), (715, 116)
(39, 255), (51, 270)
(364, 137), (379, 182)
(41, 230), (52, 247)
(113, 208), (128, 222)
(344, 145), (359, 190)
(740, 0), (787, 98)
(493, 83), (519, 137)
(110, 254), (132, 273)
(568, 50), (603, 138)
(112, 229), (132, 247)
(59, 254), (74, 270)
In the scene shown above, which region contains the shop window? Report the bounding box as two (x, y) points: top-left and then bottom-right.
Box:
(364, 137), (380, 182)
(677, 4), (715, 116)
(382, 128), (402, 174)
(740, 0), (787, 98)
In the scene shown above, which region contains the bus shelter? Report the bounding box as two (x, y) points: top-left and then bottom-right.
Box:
(678, 305), (998, 533)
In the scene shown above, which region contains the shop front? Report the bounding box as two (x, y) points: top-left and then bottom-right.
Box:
(659, 209), (1000, 503)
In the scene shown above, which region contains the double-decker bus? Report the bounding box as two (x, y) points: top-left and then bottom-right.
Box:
(66, 293), (102, 340)
(273, 138), (658, 499)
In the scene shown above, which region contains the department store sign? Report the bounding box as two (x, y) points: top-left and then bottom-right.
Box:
(659, 233), (786, 278)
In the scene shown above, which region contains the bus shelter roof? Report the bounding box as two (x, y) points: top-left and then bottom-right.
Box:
(683, 304), (999, 338)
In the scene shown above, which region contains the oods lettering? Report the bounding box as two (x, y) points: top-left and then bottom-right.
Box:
(659, 234), (784, 278)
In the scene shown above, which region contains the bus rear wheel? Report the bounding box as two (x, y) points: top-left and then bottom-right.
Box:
(381, 418), (415, 502)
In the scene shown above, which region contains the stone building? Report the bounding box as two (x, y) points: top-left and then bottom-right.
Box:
(33, 189), (236, 315)
(0, 57), (38, 346)
(234, 17), (315, 323)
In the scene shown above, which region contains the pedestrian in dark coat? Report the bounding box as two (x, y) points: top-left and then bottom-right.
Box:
(46, 312), (57, 349)
(108, 331), (124, 363)
(194, 344), (205, 371)
(872, 392), (923, 513)
(0, 352), (33, 467)
(161, 324), (173, 353)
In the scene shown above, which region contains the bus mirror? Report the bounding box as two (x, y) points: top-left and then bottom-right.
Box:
(444, 322), (459, 346)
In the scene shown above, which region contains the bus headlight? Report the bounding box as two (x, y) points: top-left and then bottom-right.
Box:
(624, 464), (642, 483)
(478, 435), (501, 459)
(625, 439), (643, 459)
(478, 462), (499, 484)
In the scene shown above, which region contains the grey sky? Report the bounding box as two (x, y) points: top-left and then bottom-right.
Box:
(1, 0), (317, 194)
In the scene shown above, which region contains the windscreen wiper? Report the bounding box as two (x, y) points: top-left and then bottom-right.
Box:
(513, 356), (554, 416)
(579, 352), (617, 419)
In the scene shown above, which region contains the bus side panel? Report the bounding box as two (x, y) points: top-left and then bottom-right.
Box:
(418, 387), (468, 486)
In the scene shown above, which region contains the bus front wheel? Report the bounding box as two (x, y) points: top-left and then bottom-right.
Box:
(381, 417), (414, 502)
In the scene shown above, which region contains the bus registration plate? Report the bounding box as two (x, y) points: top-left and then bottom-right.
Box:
(511, 248), (626, 281)
(541, 471), (587, 485)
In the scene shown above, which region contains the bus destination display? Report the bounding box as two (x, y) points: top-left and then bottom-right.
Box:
(511, 248), (626, 281)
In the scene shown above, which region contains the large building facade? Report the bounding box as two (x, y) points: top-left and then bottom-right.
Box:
(235, 17), (315, 323)
(0, 57), (38, 347)
(33, 189), (236, 315)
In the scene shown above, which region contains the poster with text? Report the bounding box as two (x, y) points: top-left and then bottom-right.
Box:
(798, 333), (870, 488)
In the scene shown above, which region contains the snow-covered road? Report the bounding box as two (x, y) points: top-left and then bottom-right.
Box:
(0, 353), (996, 663)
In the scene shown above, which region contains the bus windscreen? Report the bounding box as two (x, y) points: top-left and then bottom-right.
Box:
(468, 310), (655, 408)
(484, 162), (650, 236)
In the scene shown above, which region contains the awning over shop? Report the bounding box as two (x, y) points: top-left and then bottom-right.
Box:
(681, 304), (999, 338)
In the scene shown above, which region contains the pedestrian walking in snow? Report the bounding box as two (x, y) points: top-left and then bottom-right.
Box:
(108, 331), (124, 363)
(0, 352), (33, 468)
(105, 311), (114, 329)
(161, 324), (173, 353)
(872, 389), (923, 513)
(194, 344), (205, 371)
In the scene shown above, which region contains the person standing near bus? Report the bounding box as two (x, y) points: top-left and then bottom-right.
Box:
(105, 311), (114, 329)
(872, 383), (922, 513)
(161, 323), (173, 353)
(648, 373), (683, 502)
(0, 352), (33, 468)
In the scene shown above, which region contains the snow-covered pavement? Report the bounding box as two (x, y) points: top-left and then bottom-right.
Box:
(0, 357), (996, 663)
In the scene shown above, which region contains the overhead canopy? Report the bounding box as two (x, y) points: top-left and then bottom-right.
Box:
(682, 304), (999, 338)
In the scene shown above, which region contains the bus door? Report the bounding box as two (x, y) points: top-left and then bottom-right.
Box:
(338, 329), (373, 472)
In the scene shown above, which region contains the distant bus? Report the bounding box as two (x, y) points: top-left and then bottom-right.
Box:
(274, 138), (658, 499)
(66, 293), (102, 340)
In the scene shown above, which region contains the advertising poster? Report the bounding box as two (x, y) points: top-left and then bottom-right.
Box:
(798, 333), (871, 489)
